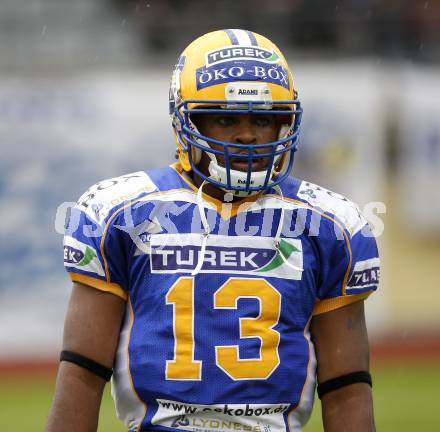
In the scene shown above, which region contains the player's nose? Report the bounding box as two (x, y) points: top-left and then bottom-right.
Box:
(232, 116), (257, 145)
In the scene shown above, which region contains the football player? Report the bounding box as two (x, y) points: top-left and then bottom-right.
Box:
(47, 29), (379, 432)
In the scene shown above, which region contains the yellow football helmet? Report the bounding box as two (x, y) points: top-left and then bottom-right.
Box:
(169, 29), (302, 196)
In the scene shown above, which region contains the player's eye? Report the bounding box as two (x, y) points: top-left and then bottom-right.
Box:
(254, 116), (273, 127)
(217, 116), (236, 127)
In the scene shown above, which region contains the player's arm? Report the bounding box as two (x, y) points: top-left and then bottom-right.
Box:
(311, 300), (375, 432)
(46, 282), (126, 432)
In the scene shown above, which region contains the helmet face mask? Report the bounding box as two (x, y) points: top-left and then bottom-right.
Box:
(170, 29), (302, 197)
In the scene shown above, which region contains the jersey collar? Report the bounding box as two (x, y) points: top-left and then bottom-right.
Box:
(170, 162), (267, 220)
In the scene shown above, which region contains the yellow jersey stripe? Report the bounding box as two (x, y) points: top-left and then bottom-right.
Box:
(312, 292), (371, 316)
(69, 272), (127, 300)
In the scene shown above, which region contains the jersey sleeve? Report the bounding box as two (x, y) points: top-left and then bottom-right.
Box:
(63, 171), (157, 299)
(62, 172), (156, 299)
(63, 205), (128, 300)
(312, 212), (380, 316)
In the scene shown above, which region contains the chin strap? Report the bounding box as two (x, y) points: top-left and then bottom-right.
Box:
(208, 160), (267, 198)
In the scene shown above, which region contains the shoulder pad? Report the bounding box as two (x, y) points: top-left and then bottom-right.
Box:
(76, 171), (157, 224)
(297, 181), (367, 236)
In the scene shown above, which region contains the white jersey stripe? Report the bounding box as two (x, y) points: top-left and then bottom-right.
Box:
(287, 325), (317, 431)
(111, 301), (146, 430)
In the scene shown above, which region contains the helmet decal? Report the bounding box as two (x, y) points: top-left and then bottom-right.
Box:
(205, 46), (280, 67)
(196, 61), (290, 91)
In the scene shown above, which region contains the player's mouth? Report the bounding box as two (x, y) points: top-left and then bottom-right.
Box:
(230, 157), (267, 172)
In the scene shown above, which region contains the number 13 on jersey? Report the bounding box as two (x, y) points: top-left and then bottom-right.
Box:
(165, 277), (281, 381)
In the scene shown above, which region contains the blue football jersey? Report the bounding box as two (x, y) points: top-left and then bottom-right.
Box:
(63, 164), (380, 432)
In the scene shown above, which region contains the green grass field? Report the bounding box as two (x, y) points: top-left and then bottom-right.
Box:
(1, 361), (439, 431)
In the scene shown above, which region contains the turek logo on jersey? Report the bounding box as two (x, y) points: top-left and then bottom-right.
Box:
(347, 258), (380, 293)
(205, 46), (280, 66)
(64, 245), (96, 267)
(63, 236), (105, 277)
(149, 234), (303, 280)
